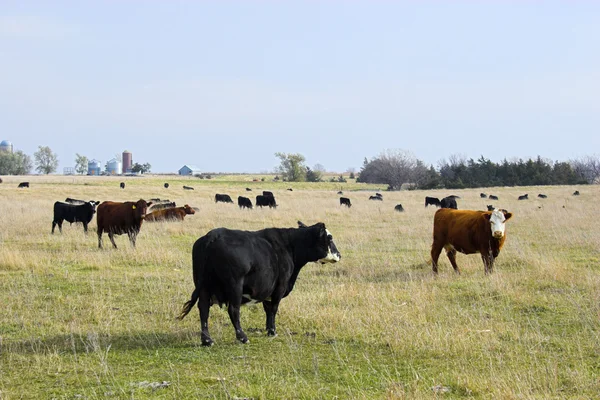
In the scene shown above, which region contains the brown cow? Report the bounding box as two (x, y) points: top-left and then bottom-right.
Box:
(431, 208), (513, 275)
(145, 204), (195, 222)
(97, 199), (152, 249)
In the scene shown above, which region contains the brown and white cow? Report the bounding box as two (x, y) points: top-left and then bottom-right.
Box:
(97, 199), (152, 249)
(145, 204), (195, 222)
(431, 208), (513, 275)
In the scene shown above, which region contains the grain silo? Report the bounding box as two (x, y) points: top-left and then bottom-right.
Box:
(0, 140), (13, 153)
(106, 158), (121, 175)
(122, 150), (132, 174)
(88, 160), (101, 176)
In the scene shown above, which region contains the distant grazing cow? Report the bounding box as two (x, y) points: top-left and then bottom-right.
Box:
(440, 196), (458, 209)
(518, 194), (529, 200)
(287, 188), (293, 191)
(18, 182), (29, 188)
(183, 186), (194, 190)
(164, 183), (169, 189)
(65, 197), (86, 205)
(375, 193), (383, 198)
(238, 196), (253, 209)
(52, 201), (99, 234)
(120, 182), (125, 189)
(340, 197), (352, 207)
(487, 205), (495, 211)
(394, 204), (404, 212)
(431, 208), (513, 275)
(538, 194), (547, 199)
(573, 190), (580, 196)
(96, 199), (152, 249)
(337, 191), (343, 195)
(489, 195), (499, 200)
(263, 191), (274, 197)
(145, 204), (195, 222)
(369, 195), (383, 201)
(149, 201), (176, 211)
(246, 188), (252, 191)
(177, 221), (341, 345)
(425, 196), (441, 207)
(480, 193), (487, 198)
(256, 194), (277, 208)
(215, 194), (234, 204)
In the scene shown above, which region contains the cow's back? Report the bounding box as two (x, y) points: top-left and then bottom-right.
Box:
(97, 201), (134, 232)
(433, 209), (488, 254)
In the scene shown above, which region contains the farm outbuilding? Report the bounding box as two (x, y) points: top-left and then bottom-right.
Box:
(178, 165), (201, 176)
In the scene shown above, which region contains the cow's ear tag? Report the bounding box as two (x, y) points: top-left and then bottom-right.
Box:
(132, 205), (136, 209)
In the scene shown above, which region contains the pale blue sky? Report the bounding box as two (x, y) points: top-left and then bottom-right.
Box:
(1, 1), (598, 173)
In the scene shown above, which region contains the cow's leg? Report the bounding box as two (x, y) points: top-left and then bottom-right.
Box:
(446, 248), (461, 274)
(430, 242), (443, 274)
(97, 229), (103, 249)
(83, 222), (88, 233)
(58, 221), (63, 233)
(226, 287), (248, 344)
(108, 232), (118, 249)
(481, 251), (495, 275)
(198, 290), (213, 346)
(263, 300), (280, 337)
(51, 221), (57, 234)
(128, 232), (136, 248)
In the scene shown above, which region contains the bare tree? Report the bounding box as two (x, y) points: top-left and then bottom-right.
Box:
(571, 155), (600, 184)
(359, 149), (430, 190)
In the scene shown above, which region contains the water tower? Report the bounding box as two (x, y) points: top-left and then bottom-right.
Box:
(122, 150), (132, 174)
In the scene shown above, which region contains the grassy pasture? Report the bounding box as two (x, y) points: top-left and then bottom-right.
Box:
(0, 175), (598, 399)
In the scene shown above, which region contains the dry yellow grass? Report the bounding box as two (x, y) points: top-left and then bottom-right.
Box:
(0, 176), (598, 399)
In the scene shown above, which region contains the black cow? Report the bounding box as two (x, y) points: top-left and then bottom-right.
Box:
(394, 204), (404, 212)
(340, 197), (351, 207)
(375, 193), (383, 198)
(287, 188), (293, 191)
(177, 221), (341, 345)
(183, 186), (194, 190)
(65, 197), (86, 205)
(256, 194), (277, 208)
(263, 191), (274, 197)
(425, 196), (441, 207)
(246, 188), (252, 191)
(149, 201), (176, 211)
(518, 194), (529, 200)
(337, 191), (343, 195)
(573, 190), (580, 196)
(52, 201), (99, 234)
(120, 182), (125, 189)
(447, 195), (461, 199)
(440, 196), (458, 209)
(369, 195), (383, 201)
(18, 182), (29, 188)
(489, 195), (499, 200)
(238, 196), (253, 209)
(487, 205), (495, 211)
(164, 183), (169, 189)
(480, 193), (487, 198)
(538, 194), (548, 199)
(215, 194), (234, 204)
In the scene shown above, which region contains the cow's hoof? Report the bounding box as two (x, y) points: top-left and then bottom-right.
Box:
(201, 340), (214, 347)
(267, 329), (277, 337)
(237, 336), (249, 344)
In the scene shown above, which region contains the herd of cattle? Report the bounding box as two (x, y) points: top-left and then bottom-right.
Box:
(18, 181), (583, 345)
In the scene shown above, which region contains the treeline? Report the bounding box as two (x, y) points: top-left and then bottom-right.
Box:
(359, 151), (600, 190)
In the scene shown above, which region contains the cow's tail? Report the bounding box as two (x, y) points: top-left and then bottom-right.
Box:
(177, 289), (199, 320)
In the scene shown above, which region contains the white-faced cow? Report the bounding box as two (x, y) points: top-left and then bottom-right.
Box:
(178, 221), (341, 346)
(96, 199), (152, 249)
(52, 201), (100, 234)
(431, 208), (513, 275)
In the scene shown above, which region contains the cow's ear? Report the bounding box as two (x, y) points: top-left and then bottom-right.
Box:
(503, 212), (513, 221)
(297, 221), (307, 228)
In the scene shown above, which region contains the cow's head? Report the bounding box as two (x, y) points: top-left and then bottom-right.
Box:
(485, 209), (513, 239)
(87, 201), (100, 213)
(183, 204), (195, 215)
(298, 221), (341, 264)
(133, 199), (152, 219)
